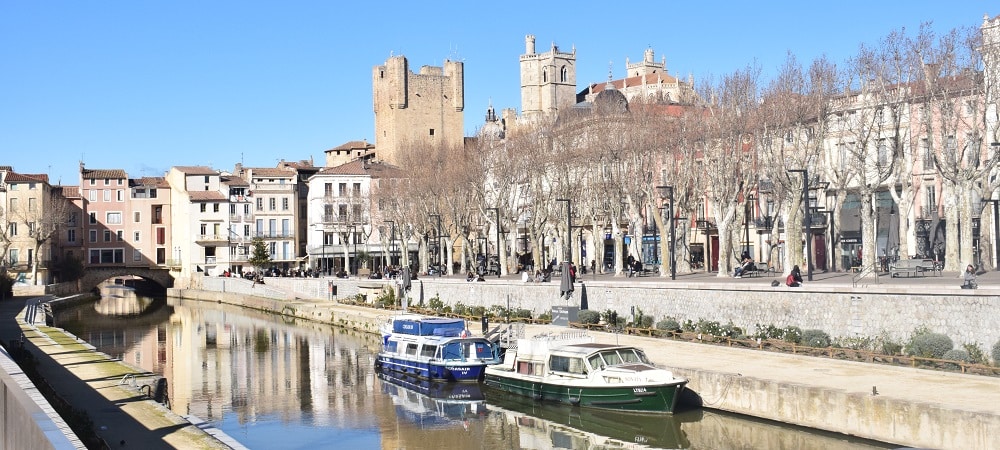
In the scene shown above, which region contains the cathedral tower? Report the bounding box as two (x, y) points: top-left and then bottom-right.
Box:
(519, 35), (577, 120)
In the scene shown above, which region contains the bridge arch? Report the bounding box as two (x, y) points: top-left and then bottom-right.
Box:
(78, 267), (174, 294)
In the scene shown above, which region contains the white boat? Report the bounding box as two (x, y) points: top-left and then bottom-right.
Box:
(375, 313), (503, 382)
(484, 331), (688, 413)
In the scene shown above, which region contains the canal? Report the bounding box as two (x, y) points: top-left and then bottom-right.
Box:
(53, 292), (895, 449)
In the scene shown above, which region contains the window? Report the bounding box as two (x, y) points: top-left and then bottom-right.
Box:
(282, 198), (289, 210)
(103, 190), (111, 202)
(256, 198), (263, 211)
(9, 249), (17, 266)
(877, 139), (889, 166)
(269, 198), (276, 211)
(69, 212), (78, 226)
(7, 222), (16, 236)
(243, 224), (250, 237)
(153, 206), (162, 224)
(922, 138), (933, 170)
(200, 203), (207, 213)
(133, 249), (142, 262)
(429, 128), (435, 136)
(561, 65), (568, 82)
(89, 179), (96, 186)
(103, 178), (110, 186)
(926, 185), (937, 217)
(89, 230), (97, 242)
(148, 188), (156, 198)
(117, 190), (124, 201)
(324, 183), (333, 196)
(67, 229), (76, 243)
(338, 183), (346, 197)
(200, 224), (208, 236)
(89, 212), (97, 224)
(281, 219), (289, 236)
(213, 203), (219, 213)
(28, 198), (36, 212)
(104, 230), (112, 242)
(89, 190), (97, 201)
(106, 212), (122, 224)
(8, 184), (16, 191)
(353, 183), (361, 196)
(134, 212), (141, 222)
(268, 219), (276, 237)
(134, 231), (141, 242)
(156, 227), (165, 245)
(9, 198), (17, 211)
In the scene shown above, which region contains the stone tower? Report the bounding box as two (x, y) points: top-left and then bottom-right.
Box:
(372, 55), (465, 165)
(519, 35), (577, 120)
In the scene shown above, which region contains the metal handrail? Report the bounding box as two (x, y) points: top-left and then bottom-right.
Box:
(852, 263), (880, 287)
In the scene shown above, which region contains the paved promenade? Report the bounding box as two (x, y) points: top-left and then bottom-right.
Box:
(3, 266), (999, 449)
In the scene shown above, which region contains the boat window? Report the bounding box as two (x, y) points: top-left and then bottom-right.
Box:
(588, 354), (603, 369)
(601, 351), (622, 366)
(549, 355), (586, 374)
(420, 345), (437, 358)
(620, 349), (642, 363)
(517, 361), (544, 376)
(441, 342), (463, 360)
(635, 349), (651, 364)
(472, 341), (493, 359)
(385, 341), (397, 353)
(405, 343), (419, 356)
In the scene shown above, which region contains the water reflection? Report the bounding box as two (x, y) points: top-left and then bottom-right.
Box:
(54, 295), (894, 450)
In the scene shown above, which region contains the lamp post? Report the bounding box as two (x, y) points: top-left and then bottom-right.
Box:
(487, 208), (500, 278)
(429, 214), (442, 276)
(656, 186), (675, 280)
(744, 193), (755, 257)
(787, 169), (813, 281)
(556, 199), (572, 263)
(346, 224), (355, 276)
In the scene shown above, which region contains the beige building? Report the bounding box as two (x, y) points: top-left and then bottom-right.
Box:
(126, 177), (172, 269)
(372, 55), (465, 165)
(166, 166), (238, 278)
(578, 48), (696, 105)
(1, 168), (56, 284)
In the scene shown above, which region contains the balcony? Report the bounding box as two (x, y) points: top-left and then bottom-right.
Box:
(254, 231), (294, 239)
(195, 234), (229, 244)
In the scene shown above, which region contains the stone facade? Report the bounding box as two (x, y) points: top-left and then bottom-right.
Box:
(519, 35), (577, 121)
(371, 56), (464, 165)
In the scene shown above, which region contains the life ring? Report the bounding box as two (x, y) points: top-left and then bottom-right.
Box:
(460, 329), (469, 338)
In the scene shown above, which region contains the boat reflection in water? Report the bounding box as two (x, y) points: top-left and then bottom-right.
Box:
(484, 387), (692, 449)
(377, 371), (489, 430)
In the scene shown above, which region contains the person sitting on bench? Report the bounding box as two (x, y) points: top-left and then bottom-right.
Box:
(734, 254), (754, 278)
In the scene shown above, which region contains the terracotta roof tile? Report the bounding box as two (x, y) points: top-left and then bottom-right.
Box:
(222, 175), (250, 186)
(246, 167), (296, 178)
(173, 166), (218, 175)
(188, 191), (227, 201)
(315, 159), (404, 178)
(327, 140), (375, 152)
(81, 169), (127, 179)
(5, 172), (49, 183)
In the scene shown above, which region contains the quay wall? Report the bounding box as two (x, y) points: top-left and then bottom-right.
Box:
(0, 346), (83, 450)
(247, 275), (1000, 353)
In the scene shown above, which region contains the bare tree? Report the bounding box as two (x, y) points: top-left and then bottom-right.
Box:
(13, 189), (71, 285)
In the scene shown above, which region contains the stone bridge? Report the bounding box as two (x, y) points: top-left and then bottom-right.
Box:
(79, 267), (174, 293)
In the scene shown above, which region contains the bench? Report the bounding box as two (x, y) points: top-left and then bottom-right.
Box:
(742, 265), (775, 278)
(889, 259), (940, 277)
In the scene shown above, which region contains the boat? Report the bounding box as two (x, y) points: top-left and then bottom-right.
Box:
(484, 331), (688, 414)
(375, 313), (503, 382)
(377, 371), (489, 429)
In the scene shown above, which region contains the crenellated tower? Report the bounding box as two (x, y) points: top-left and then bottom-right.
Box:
(372, 55), (465, 165)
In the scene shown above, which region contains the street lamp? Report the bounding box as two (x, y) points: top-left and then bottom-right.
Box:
(744, 193), (755, 257)
(346, 224), (355, 276)
(486, 207), (501, 278)
(556, 199), (572, 263)
(430, 214), (442, 276)
(787, 169), (813, 281)
(656, 186), (676, 280)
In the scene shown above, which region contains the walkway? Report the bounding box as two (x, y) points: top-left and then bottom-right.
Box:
(0, 296), (242, 450)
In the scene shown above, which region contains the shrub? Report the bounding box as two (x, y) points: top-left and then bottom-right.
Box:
(906, 332), (953, 359)
(942, 349), (970, 370)
(655, 318), (681, 332)
(801, 329), (831, 348)
(452, 302), (469, 316)
(427, 296), (444, 312)
(992, 341), (1000, 366)
(962, 343), (987, 365)
(577, 310), (600, 324)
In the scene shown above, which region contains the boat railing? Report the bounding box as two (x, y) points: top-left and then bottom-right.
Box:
(533, 330), (590, 342)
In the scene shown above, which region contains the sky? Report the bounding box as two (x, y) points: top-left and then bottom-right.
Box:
(2, 2), (997, 186)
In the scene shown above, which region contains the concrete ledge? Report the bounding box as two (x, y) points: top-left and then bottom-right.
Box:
(0, 344), (85, 450)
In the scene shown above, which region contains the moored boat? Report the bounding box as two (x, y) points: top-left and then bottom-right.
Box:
(375, 313), (503, 382)
(484, 331), (688, 414)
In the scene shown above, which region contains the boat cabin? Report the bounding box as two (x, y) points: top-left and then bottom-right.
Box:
(513, 342), (653, 378)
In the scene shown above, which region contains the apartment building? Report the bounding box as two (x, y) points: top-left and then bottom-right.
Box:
(166, 166), (236, 278)
(1, 168), (55, 284)
(127, 177), (172, 268)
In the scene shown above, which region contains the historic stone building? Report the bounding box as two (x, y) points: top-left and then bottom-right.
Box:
(577, 47), (696, 105)
(371, 56), (464, 165)
(519, 35), (577, 121)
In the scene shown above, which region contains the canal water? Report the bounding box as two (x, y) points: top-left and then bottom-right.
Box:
(53, 292), (895, 450)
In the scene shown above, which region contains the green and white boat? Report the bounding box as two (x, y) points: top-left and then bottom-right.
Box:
(484, 331), (688, 414)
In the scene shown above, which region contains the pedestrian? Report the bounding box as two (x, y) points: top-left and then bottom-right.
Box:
(786, 265), (803, 287)
(962, 264), (977, 289)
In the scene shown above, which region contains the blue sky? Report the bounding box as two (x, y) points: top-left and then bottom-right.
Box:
(2, 2), (996, 185)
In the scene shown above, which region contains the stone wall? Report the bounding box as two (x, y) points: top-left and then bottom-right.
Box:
(262, 276), (1000, 354)
(0, 346), (83, 450)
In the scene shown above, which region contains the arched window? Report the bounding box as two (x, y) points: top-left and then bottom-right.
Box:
(543, 70), (548, 83)
(561, 66), (568, 82)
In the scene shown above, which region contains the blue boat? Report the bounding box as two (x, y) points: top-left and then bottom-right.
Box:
(375, 314), (502, 382)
